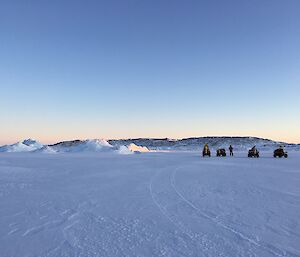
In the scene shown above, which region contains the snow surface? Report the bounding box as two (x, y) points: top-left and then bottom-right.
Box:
(0, 151), (299, 257)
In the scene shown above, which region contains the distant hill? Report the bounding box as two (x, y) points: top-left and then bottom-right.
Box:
(108, 137), (299, 151)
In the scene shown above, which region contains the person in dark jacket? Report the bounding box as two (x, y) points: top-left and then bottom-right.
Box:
(229, 145), (233, 156)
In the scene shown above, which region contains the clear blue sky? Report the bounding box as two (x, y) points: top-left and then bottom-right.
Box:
(1, 0), (299, 144)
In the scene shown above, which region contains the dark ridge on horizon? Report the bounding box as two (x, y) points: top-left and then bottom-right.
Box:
(108, 136), (286, 143)
(47, 136), (299, 147)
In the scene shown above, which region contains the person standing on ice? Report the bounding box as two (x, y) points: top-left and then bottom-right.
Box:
(229, 145), (233, 156)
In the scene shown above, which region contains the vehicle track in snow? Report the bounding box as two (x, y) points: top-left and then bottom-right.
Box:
(149, 168), (195, 238)
(149, 166), (247, 257)
(170, 166), (297, 257)
(149, 168), (208, 257)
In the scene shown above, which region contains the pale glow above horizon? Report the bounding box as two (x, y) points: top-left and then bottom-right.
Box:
(0, 121), (300, 145)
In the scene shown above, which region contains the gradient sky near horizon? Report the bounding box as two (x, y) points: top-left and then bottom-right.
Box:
(1, 0), (300, 145)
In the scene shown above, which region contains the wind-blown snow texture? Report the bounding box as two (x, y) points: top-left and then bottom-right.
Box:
(0, 151), (299, 257)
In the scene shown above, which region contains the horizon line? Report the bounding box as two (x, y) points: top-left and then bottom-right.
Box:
(1, 135), (299, 146)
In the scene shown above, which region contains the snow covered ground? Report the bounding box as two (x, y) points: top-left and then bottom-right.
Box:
(0, 151), (299, 257)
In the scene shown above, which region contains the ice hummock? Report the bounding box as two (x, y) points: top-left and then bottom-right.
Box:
(117, 144), (150, 154)
(127, 143), (150, 153)
(34, 146), (57, 154)
(118, 145), (134, 155)
(22, 139), (43, 149)
(50, 139), (114, 153)
(0, 139), (43, 152)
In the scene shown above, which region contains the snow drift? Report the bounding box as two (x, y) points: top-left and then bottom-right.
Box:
(0, 139), (43, 152)
(127, 143), (150, 153)
(22, 139), (43, 149)
(117, 144), (150, 154)
(50, 139), (114, 153)
(118, 145), (134, 155)
(34, 146), (57, 154)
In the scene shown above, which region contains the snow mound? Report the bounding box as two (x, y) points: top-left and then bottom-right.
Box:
(0, 139), (44, 152)
(22, 139), (43, 149)
(82, 139), (113, 152)
(118, 145), (134, 155)
(127, 143), (150, 153)
(51, 139), (114, 153)
(117, 144), (149, 154)
(34, 146), (57, 154)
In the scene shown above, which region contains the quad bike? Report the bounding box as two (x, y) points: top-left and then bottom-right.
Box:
(274, 148), (288, 158)
(248, 148), (259, 158)
(202, 145), (211, 157)
(216, 148), (226, 157)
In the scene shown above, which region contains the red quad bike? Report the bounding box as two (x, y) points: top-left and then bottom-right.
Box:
(273, 148), (288, 158)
